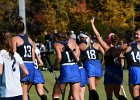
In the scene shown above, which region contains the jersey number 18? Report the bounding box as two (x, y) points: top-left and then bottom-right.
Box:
(86, 50), (96, 59)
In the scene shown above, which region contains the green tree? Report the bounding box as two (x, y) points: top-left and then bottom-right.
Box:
(0, 0), (17, 31)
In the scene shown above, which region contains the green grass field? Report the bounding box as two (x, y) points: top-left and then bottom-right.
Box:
(29, 70), (132, 100)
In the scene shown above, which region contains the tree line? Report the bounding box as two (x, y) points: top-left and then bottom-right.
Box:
(0, 0), (140, 40)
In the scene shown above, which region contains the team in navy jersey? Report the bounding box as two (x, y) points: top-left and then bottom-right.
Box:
(12, 19), (36, 100)
(51, 33), (81, 100)
(12, 18), (47, 100)
(30, 43), (47, 100)
(91, 18), (127, 100)
(78, 32), (104, 100)
(66, 31), (88, 100)
(122, 26), (140, 100)
(2, 16), (140, 100)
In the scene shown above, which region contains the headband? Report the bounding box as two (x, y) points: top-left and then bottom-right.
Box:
(79, 33), (88, 38)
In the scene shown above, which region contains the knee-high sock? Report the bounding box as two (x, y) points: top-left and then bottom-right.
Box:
(53, 98), (60, 100)
(40, 94), (47, 100)
(135, 96), (140, 100)
(107, 99), (113, 100)
(89, 90), (99, 100)
(117, 95), (127, 100)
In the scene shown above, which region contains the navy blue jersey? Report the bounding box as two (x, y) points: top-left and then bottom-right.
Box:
(59, 40), (76, 64)
(125, 43), (140, 67)
(81, 43), (99, 62)
(104, 47), (121, 67)
(60, 50), (74, 64)
(104, 55), (121, 67)
(16, 34), (32, 61)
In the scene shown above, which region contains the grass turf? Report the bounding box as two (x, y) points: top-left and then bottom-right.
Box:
(29, 70), (132, 100)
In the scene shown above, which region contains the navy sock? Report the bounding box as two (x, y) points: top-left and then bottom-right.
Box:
(40, 94), (47, 100)
(117, 95), (127, 100)
(53, 98), (60, 100)
(107, 99), (113, 100)
(135, 96), (140, 100)
(89, 90), (99, 100)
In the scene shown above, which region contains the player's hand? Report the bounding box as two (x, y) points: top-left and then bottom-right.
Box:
(91, 17), (95, 24)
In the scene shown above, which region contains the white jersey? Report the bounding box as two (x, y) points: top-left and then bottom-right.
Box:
(40, 44), (46, 52)
(0, 50), (24, 97)
(34, 47), (41, 69)
(35, 47), (41, 56)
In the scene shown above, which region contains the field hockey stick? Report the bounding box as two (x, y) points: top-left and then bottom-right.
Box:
(45, 54), (66, 100)
(43, 86), (49, 93)
(51, 69), (66, 100)
(121, 85), (127, 99)
(48, 66), (66, 100)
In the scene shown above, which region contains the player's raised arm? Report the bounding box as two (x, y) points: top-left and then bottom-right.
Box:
(0, 56), (3, 75)
(91, 18), (110, 52)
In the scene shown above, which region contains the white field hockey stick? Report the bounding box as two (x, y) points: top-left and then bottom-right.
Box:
(121, 85), (127, 99)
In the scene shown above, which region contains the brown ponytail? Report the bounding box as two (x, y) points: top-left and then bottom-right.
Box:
(0, 31), (14, 59)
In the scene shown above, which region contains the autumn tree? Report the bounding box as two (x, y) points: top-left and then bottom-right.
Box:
(91, 0), (140, 39)
(1, 0), (140, 39)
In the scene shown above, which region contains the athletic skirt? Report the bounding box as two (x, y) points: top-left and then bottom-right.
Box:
(20, 62), (35, 83)
(104, 66), (123, 85)
(58, 63), (81, 84)
(129, 66), (140, 85)
(33, 69), (45, 84)
(83, 59), (103, 78)
(79, 67), (88, 87)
